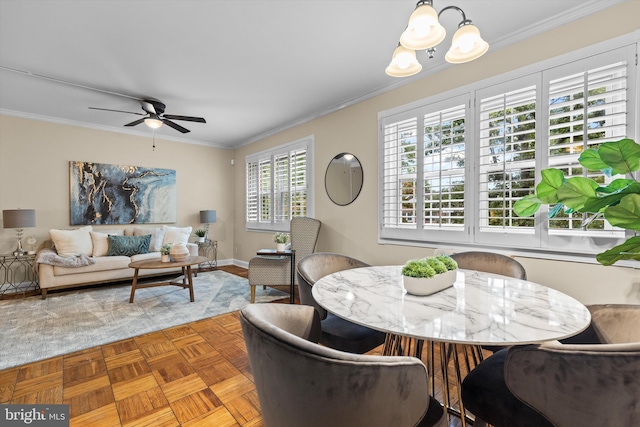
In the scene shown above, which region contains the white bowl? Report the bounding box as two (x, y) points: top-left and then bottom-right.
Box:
(403, 269), (457, 296)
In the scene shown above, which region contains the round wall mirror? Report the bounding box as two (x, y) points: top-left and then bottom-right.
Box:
(325, 152), (363, 206)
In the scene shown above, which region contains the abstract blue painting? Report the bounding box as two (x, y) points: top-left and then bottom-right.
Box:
(70, 161), (176, 225)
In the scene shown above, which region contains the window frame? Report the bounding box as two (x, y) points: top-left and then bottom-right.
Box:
(245, 135), (314, 232)
(378, 36), (638, 259)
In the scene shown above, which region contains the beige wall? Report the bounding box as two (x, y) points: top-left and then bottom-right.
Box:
(0, 115), (235, 262)
(232, 1), (640, 305)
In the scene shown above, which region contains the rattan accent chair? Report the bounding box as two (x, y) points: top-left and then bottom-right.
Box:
(240, 303), (447, 427)
(248, 217), (321, 303)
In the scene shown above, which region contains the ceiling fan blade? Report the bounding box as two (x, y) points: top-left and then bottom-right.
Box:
(163, 114), (206, 123)
(124, 118), (145, 127)
(89, 107), (145, 116)
(162, 119), (190, 133)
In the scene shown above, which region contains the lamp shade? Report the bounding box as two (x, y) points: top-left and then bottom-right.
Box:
(385, 45), (422, 77)
(445, 23), (489, 64)
(200, 210), (217, 223)
(400, 3), (446, 50)
(2, 209), (36, 229)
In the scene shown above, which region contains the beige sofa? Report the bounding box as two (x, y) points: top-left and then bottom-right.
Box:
(36, 225), (197, 299)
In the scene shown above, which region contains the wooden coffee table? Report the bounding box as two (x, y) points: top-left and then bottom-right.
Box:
(128, 256), (208, 303)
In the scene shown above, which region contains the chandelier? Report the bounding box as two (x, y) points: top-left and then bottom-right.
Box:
(386, 0), (489, 77)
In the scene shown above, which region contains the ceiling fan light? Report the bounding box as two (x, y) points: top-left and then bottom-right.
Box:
(144, 116), (163, 129)
(386, 45), (422, 77)
(445, 23), (489, 64)
(400, 3), (446, 50)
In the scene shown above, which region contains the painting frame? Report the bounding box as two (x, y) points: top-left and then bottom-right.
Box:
(70, 161), (176, 225)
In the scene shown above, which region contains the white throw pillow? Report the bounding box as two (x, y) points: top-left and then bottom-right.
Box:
(50, 226), (93, 257)
(90, 230), (124, 257)
(162, 225), (192, 245)
(133, 227), (165, 252)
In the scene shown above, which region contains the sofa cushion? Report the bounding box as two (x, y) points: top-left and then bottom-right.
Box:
(162, 225), (192, 245)
(50, 226), (93, 257)
(133, 227), (165, 252)
(130, 252), (162, 262)
(53, 255), (131, 276)
(90, 230), (124, 257)
(107, 235), (151, 257)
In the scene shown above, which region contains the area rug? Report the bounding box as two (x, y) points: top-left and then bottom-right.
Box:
(0, 270), (288, 370)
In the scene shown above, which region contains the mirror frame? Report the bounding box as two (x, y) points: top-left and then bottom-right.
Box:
(324, 152), (363, 206)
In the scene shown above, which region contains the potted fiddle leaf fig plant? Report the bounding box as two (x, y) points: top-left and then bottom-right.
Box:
(402, 255), (458, 296)
(513, 138), (640, 266)
(274, 232), (289, 252)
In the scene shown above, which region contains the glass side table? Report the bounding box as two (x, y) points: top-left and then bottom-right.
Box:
(0, 253), (39, 298)
(197, 240), (217, 269)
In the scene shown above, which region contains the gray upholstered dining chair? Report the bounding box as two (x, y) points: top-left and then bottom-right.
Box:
(248, 216), (321, 303)
(240, 304), (447, 427)
(451, 251), (527, 355)
(296, 252), (386, 354)
(461, 304), (640, 427)
(450, 251), (527, 280)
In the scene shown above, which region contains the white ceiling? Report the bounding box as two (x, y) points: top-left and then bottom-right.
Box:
(0, 0), (625, 149)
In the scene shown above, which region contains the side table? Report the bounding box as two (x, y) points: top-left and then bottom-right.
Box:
(0, 253), (39, 298)
(197, 240), (217, 269)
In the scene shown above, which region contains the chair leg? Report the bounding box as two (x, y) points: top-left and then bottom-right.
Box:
(250, 285), (256, 303)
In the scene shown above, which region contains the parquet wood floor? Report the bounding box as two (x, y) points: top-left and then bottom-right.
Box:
(0, 265), (468, 427)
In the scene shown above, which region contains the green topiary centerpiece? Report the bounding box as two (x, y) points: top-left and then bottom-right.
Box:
(402, 255), (458, 296)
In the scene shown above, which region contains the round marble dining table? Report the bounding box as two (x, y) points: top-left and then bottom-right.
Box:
(312, 266), (592, 346)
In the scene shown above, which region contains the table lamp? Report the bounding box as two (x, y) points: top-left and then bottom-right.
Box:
(199, 210), (217, 241)
(3, 209), (36, 255)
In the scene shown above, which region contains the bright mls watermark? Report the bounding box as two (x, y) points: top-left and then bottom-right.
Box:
(2, 405), (69, 426)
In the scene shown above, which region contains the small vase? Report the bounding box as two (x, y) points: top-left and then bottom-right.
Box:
(169, 243), (189, 262)
(161, 254), (170, 263)
(198, 237), (205, 243)
(403, 269), (457, 296)
(276, 243), (286, 252)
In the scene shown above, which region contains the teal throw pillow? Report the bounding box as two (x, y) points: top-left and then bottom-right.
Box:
(106, 234), (151, 257)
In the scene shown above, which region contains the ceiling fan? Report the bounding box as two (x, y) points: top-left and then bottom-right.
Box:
(89, 99), (206, 133)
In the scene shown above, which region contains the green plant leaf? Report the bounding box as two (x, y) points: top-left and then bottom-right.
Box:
(595, 138), (640, 175)
(556, 177), (599, 211)
(595, 178), (635, 194)
(513, 194), (541, 217)
(604, 193), (640, 231)
(536, 168), (565, 203)
(583, 182), (640, 213)
(578, 148), (610, 173)
(596, 236), (640, 266)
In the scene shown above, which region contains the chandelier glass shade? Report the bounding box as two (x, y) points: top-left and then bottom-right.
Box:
(399, 3), (446, 50)
(445, 23), (489, 63)
(387, 1), (489, 77)
(385, 45), (422, 77)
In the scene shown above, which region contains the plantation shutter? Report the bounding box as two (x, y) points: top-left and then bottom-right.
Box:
(476, 77), (539, 247)
(379, 94), (469, 242)
(246, 161), (259, 223)
(381, 112), (420, 239)
(290, 149), (307, 217)
(546, 60), (628, 236)
(423, 104), (466, 230)
(246, 136), (313, 231)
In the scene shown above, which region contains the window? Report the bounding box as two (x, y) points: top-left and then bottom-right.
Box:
(246, 136), (314, 231)
(379, 43), (636, 256)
